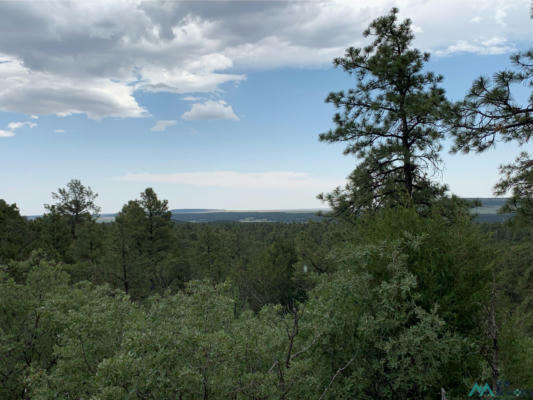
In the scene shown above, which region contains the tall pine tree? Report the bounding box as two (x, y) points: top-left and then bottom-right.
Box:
(138, 188), (174, 292)
(319, 8), (452, 218)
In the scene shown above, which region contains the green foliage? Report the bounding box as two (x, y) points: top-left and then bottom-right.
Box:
(297, 240), (467, 400)
(0, 200), (32, 264)
(94, 282), (265, 398)
(188, 224), (234, 283)
(0, 256), (70, 399)
(138, 188), (175, 292)
(107, 200), (151, 297)
(349, 207), (491, 338)
(28, 284), (138, 400)
(490, 230), (533, 388)
(98, 190), (180, 299)
(30, 208), (73, 262)
(65, 220), (107, 283)
(243, 238), (302, 311)
(494, 152), (533, 221)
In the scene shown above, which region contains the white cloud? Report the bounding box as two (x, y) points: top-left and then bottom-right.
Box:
(0, 0), (530, 118)
(120, 171), (342, 190)
(435, 36), (515, 56)
(30, 115), (38, 119)
(151, 120), (177, 132)
(0, 129), (14, 137)
(182, 100), (238, 121)
(0, 54), (147, 119)
(54, 129), (65, 133)
(7, 121), (36, 130)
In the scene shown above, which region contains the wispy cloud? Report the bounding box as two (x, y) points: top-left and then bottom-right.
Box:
(182, 100), (238, 121)
(54, 129), (65, 133)
(8, 121), (36, 130)
(119, 171), (342, 189)
(0, 119), (36, 137)
(151, 120), (177, 132)
(0, 129), (14, 137)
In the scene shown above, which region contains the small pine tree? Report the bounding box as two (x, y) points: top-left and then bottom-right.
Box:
(44, 179), (100, 238)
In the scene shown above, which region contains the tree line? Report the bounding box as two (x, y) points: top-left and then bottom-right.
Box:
(1, 8), (532, 399)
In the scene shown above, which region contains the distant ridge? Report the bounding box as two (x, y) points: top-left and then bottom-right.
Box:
(23, 199), (513, 223)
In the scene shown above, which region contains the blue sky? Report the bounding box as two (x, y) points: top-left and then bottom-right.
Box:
(0, 0), (531, 214)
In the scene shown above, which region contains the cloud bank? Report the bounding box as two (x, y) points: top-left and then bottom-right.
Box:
(0, 0), (529, 119)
